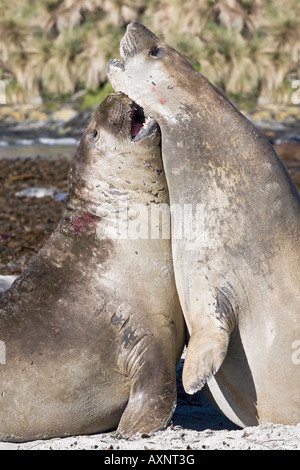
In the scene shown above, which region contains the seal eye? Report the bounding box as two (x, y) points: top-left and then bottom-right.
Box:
(92, 129), (99, 141)
(150, 47), (164, 58)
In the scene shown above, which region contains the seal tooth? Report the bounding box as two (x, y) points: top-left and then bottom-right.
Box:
(143, 117), (150, 129)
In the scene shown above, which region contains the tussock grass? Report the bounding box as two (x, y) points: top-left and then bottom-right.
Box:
(0, 0), (299, 106)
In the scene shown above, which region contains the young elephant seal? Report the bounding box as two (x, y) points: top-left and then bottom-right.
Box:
(0, 93), (185, 442)
(108, 22), (300, 427)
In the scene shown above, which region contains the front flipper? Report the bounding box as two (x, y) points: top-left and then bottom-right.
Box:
(182, 325), (230, 394)
(116, 338), (177, 437)
(182, 286), (236, 394)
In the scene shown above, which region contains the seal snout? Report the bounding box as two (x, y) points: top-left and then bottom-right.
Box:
(125, 21), (158, 38)
(120, 21), (159, 63)
(100, 93), (158, 143)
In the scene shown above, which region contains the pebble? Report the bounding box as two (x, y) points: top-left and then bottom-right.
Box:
(15, 187), (67, 201)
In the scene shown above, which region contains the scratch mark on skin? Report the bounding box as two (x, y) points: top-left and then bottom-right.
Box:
(72, 212), (100, 234)
(73, 216), (85, 234)
(85, 212), (99, 227)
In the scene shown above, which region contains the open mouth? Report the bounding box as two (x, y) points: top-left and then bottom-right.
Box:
(130, 104), (158, 142)
(106, 64), (158, 142)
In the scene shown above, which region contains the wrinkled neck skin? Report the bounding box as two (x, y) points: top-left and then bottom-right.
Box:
(134, 68), (300, 241)
(58, 132), (164, 241)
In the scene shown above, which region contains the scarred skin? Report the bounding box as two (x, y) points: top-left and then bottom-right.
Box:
(0, 93), (185, 442)
(107, 22), (300, 427)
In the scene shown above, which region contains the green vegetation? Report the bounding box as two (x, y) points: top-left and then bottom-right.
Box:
(81, 83), (115, 110)
(0, 0), (299, 107)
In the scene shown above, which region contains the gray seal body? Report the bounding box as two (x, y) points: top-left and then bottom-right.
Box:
(0, 93), (185, 441)
(108, 22), (300, 427)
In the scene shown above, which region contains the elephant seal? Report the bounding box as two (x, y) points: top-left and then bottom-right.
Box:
(0, 92), (185, 442)
(108, 22), (300, 427)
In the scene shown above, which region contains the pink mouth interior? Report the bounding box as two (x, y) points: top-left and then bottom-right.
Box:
(131, 121), (143, 138)
(131, 109), (144, 138)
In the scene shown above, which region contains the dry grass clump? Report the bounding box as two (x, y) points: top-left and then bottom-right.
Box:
(0, 0), (299, 106)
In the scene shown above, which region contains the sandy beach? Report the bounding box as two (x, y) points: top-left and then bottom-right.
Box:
(0, 358), (299, 451)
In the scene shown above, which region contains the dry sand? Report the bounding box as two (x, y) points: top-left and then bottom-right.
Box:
(2, 423), (299, 451)
(0, 359), (299, 451)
